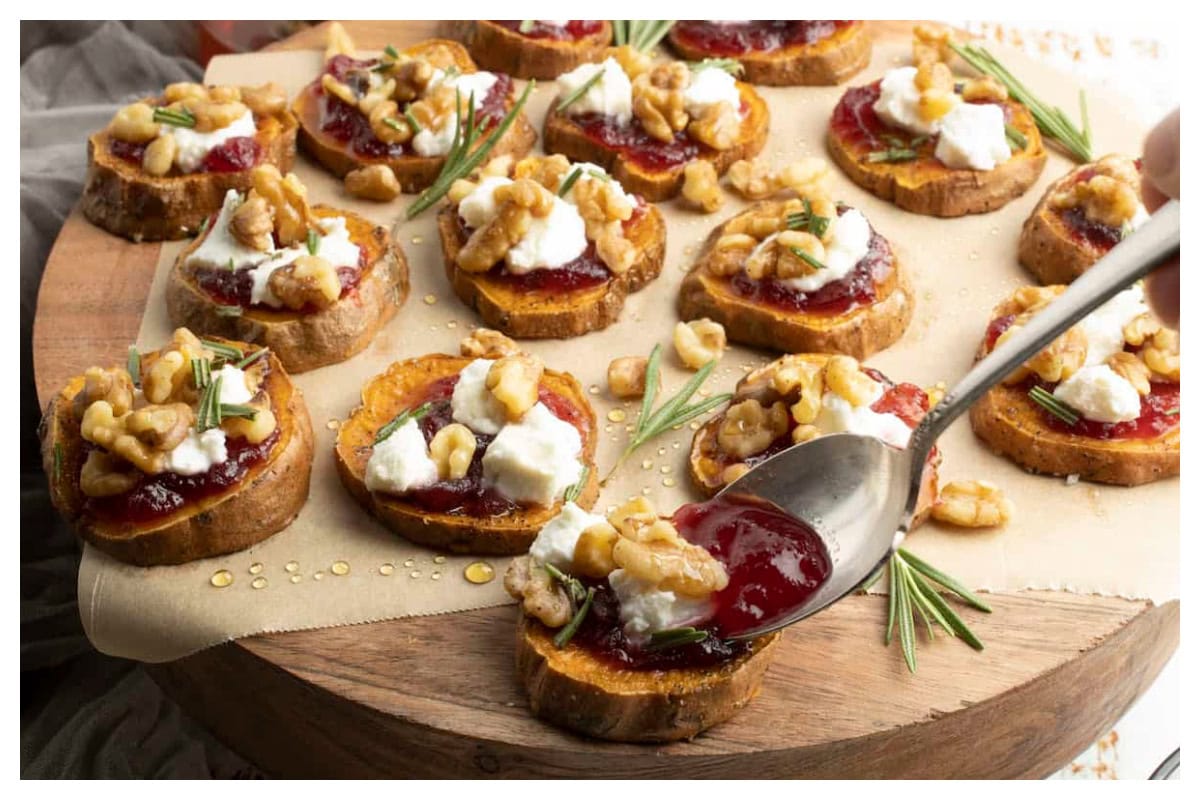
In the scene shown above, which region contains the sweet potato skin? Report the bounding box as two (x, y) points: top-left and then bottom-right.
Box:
(448, 20), (613, 80)
(1018, 162), (1122, 284)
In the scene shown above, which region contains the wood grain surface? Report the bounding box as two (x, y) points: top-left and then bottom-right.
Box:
(33, 20), (1179, 778)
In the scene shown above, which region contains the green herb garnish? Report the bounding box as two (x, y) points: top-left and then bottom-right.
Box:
(553, 587), (595, 648)
(544, 563), (588, 606)
(403, 106), (422, 134)
(227, 258), (235, 271)
(1004, 123), (1028, 152)
(234, 347), (269, 370)
(215, 305), (242, 318)
(611, 20), (675, 52)
(373, 402), (433, 445)
(1165, 407), (1180, 416)
(126, 346), (141, 388)
(556, 69), (603, 112)
(688, 57), (743, 76)
(867, 147), (919, 164)
(200, 339), (243, 364)
(1028, 385), (1080, 426)
(647, 626), (710, 651)
(196, 373), (224, 432)
(604, 344), (731, 482)
(191, 357), (211, 390)
(218, 403), (258, 420)
(886, 547), (991, 673)
(406, 81), (536, 219)
(53, 442), (63, 483)
(785, 198), (830, 239)
(789, 247), (827, 271)
(518, 20), (536, 34)
(384, 44), (400, 60)
(563, 465), (590, 503)
(306, 228), (320, 255)
(558, 167), (584, 198)
(949, 41), (1094, 163)
(152, 106), (196, 128)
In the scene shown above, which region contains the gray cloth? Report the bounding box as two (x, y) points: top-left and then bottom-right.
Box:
(21, 20), (258, 779)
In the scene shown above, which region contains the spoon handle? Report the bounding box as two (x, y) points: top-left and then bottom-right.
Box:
(904, 200), (1180, 505)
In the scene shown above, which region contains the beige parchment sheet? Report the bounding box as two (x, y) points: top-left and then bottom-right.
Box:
(79, 39), (1179, 663)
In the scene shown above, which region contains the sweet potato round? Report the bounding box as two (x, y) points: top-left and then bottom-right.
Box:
(449, 20), (612, 80)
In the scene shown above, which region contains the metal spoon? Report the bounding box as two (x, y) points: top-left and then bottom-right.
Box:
(721, 200), (1180, 640)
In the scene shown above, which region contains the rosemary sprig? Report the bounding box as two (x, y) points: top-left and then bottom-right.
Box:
(196, 374), (224, 432)
(647, 626), (709, 651)
(563, 465), (590, 503)
(556, 69), (603, 112)
(234, 347), (269, 370)
(191, 357), (211, 390)
(53, 442), (63, 483)
(604, 344), (731, 482)
(406, 81), (536, 219)
(554, 587), (595, 648)
(885, 547), (991, 673)
(126, 346), (141, 388)
(152, 106), (196, 128)
(373, 402), (433, 445)
(611, 20), (675, 52)
(688, 57), (743, 76)
(403, 106), (422, 134)
(785, 198), (830, 239)
(384, 44), (400, 60)
(1028, 385), (1080, 426)
(215, 305), (242, 318)
(558, 167), (584, 198)
(543, 563), (588, 606)
(1004, 123), (1028, 152)
(200, 339), (243, 364)
(518, 20), (536, 34)
(789, 247), (827, 270)
(867, 147), (918, 164)
(306, 228), (320, 255)
(219, 403), (258, 420)
(1166, 407), (1180, 416)
(949, 41), (1094, 163)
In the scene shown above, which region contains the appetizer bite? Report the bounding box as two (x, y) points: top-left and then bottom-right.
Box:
(544, 51), (769, 201)
(294, 25), (537, 197)
(507, 494), (831, 742)
(970, 284), (1179, 485)
(450, 20), (613, 80)
(1019, 155), (1149, 284)
(166, 165), (409, 373)
(335, 336), (599, 554)
(83, 81), (297, 241)
(827, 25), (1045, 216)
(678, 159), (913, 359)
(666, 21), (871, 86)
(39, 329), (314, 566)
(436, 154), (667, 338)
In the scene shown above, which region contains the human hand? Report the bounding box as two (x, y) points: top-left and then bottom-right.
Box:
(1141, 108), (1179, 327)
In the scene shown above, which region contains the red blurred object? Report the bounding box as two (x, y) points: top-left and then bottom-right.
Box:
(196, 21), (308, 64)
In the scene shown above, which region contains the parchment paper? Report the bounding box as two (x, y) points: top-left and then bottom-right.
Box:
(80, 38), (1178, 663)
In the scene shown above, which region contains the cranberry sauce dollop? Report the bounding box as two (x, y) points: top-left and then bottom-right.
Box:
(110, 133), (261, 174)
(316, 55), (512, 159)
(986, 314), (1180, 440)
(1057, 168), (1135, 252)
(377, 374), (590, 517)
(728, 208), (894, 316)
(493, 20), (604, 40)
(572, 112), (704, 173)
(87, 430), (280, 524)
(672, 20), (851, 55)
(455, 214), (614, 292)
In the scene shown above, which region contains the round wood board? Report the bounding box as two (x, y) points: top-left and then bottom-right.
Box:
(32, 21), (1178, 778)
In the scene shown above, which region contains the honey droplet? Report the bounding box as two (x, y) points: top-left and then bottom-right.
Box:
(689, 421), (701, 430)
(656, 447), (666, 456)
(423, 294), (437, 305)
(607, 409), (627, 423)
(464, 561), (495, 584)
(403, 558), (416, 568)
(313, 571), (325, 581)
(641, 487), (651, 495)
(410, 570), (422, 579)
(672, 441), (681, 449)
(588, 384), (600, 394)
(379, 563), (395, 576)
(210, 569), (234, 588)
(251, 576), (268, 590)
(641, 459), (653, 470)
(331, 560), (350, 576)
(431, 571), (442, 580)
(411, 235), (424, 245)
(699, 388), (712, 397)
(325, 419), (340, 430)
(433, 555), (447, 564)
(662, 477), (676, 487)
(248, 562), (263, 575)
(604, 424), (613, 432)
(285, 561), (300, 573)
(446, 320), (458, 329)
(289, 574), (302, 584)
(659, 465), (671, 474)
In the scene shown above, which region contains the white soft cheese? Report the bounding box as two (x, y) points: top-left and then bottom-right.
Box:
(555, 58), (632, 124)
(167, 109), (257, 174)
(214, 365), (253, 405)
(1128, 203), (1151, 231)
(560, 162), (634, 207)
(1053, 364), (1142, 423)
(1075, 284), (1148, 366)
(459, 176), (513, 228)
(433, 70), (498, 108)
(363, 419), (439, 494)
(458, 178), (588, 272)
(529, 502), (609, 571)
(450, 358), (509, 435)
(243, 216), (359, 307)
(185, 190), (266, 271)
(872, 66), (948, 137)
(608, 569), (715, 637)
(313, 216), (363, 267)
(412, 114), (459, 157)
(683, 66), (742, 118)
(165, 428), (229, 475)
(813, 382), (912, 449)
(246, 245), (308, 307)
(772, 209), (872, 293)
(933, 102), (1011, 171)
(482, 403), (583, 506)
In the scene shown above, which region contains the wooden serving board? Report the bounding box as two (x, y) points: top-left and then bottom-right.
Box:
(32, 21), (1178, 778)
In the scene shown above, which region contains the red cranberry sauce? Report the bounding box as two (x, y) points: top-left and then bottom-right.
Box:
(109, 138), (147, 164)
(1057, 167), (1127, 251)
(109, 134), (260, 174)
(728, 208), (894, 316)
(493, 20), (604, 40)
(985, 314), (1180, 440)
(455, 214), (613, 292)
(673, 20), (851, 55)
(573, 112), (703, 173)
(316, 55), (512, 159)
(829, 81), (890, 149)
(87, 429), (280, 524)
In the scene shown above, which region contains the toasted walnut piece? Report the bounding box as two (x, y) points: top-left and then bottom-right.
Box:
(573, 522), (619, 579)
(688, 101), (740, 150)
(80, 401), (166, 475)
(239, 82), (287, 116)
(222, 404), (276, 444)
(324, 21), (357, 62)
(632, 70), (688, 144)
(358, 78), (397, 116)
(447, 178), (478, 205)
(913, 23), (955, 65)
(674, 319), (727, 369)
(460, 328), (521, 359)
(125, 403), (194, 451)
(1013, 325), (1088, 384)
(607, 497), (659, 538)
(138, 135), (175, 177)
(613, 530), (730, 597)
(321, 74), (359, 106)
(792, 424), (819, 444)
(143, 350), (188, 405)
(605, 44), (652, 80)
(458, 203), (532, 272)
(251, 165), (317, 246)
(229, 193), (275, 251)
(728, 159), (780, 200)
(1106, 352), (1151, 396)
(782, 363), (824, 425)
(707, 233), (755, 277)
(207, 85), (241, 104)
(486, 354), (544, 421)
(721, 463), (751, 484)
(429, 423), (477, 481)
(77, 367), (135, 419)
(595, 222), (637, 275)
(1091, 154), (1141, 187)
(344, 164), (401, 202)
(79, 450), (141, 498)
(513, 154), (571, 192)
(573, 174), (634, 227)
(718, 399), (789, 459)
(496, 178), (556, 217)
(189, 101), (249, 133)
(775, 230), (827, 279)
(108, 102), (158, 144)
(743, 237), (777, 281)
(388, 58), (435, 101)
(932, 480), (1014, 528)
(1141, 328), (1180, 381)
(504, 556), (573, 628)
(917, 90), (957, 123)
(962, 75), (1008, 102)
(914, 61), (954, 93)
(1012, 285), (1062, 312)
(407, 83), (457, 130)
(269, 255), (341, 311)
(778, 157), (834, 197)
(367, 100), (412, 145)
(163, 82), (208, 104)
(1122, 312), (1161, 347)
(681, 161), (723, 213)
(825, 355), (879, 407)
(479, 154), (515, 179)
(607, 356), (654, 399)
